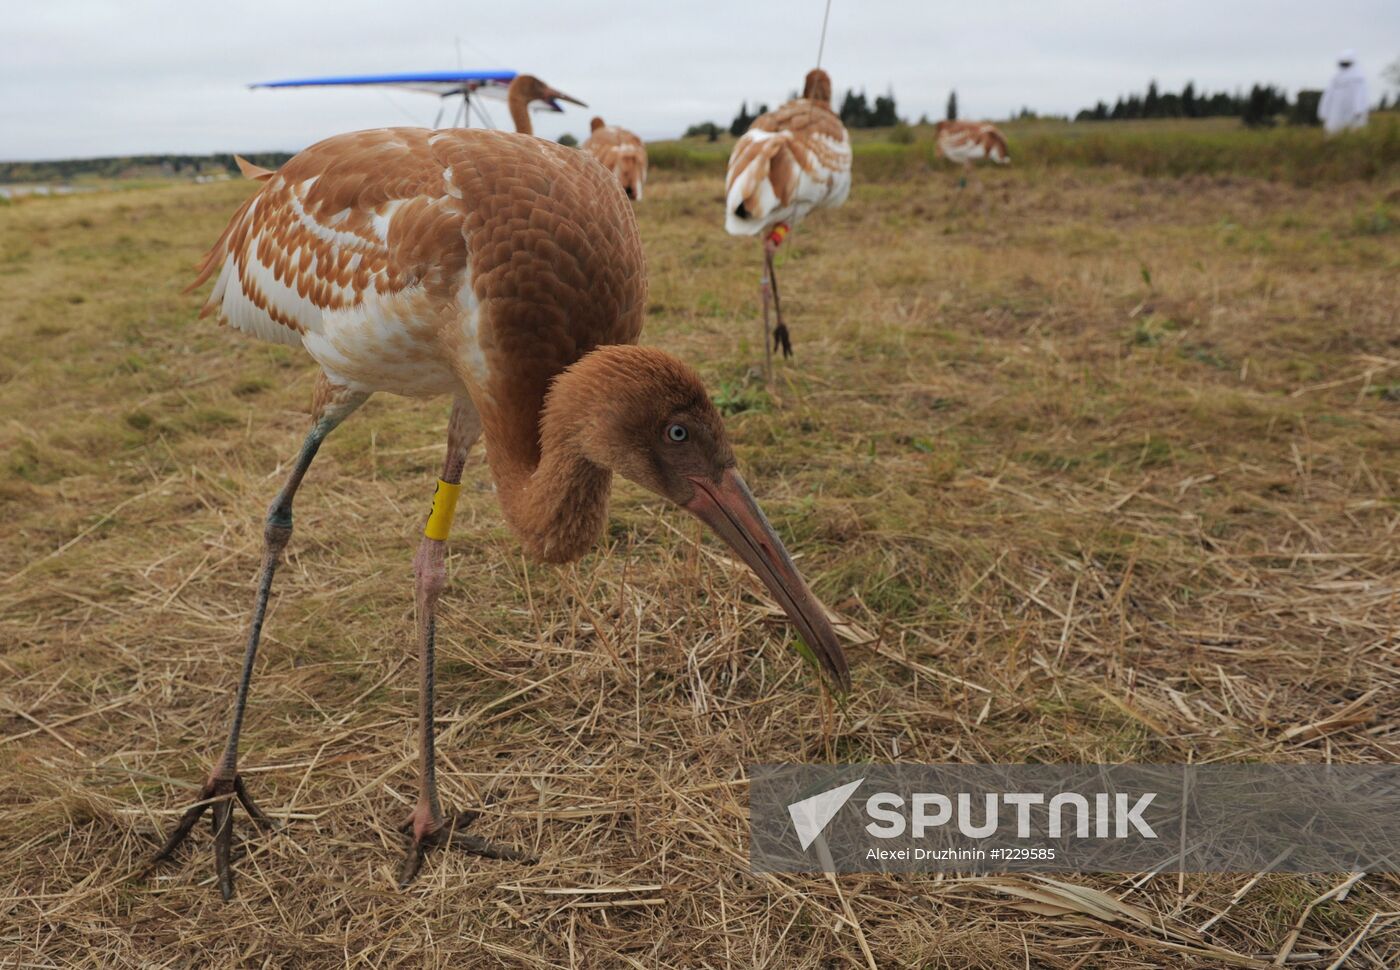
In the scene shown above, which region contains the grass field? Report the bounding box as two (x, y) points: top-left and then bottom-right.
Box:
(2, 125), (1399, 967)
(652, 114), (1400, 183)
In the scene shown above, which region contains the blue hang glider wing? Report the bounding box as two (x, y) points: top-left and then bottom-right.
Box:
(250, 70), (565, 112)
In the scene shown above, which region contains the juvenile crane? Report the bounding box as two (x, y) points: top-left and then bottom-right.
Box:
(150, 100), (851, 900)
(724, 68), (851, 362)
(498, 73), (586, 136)
(934, 120), (1010, 187)
(583, 117), (648, 201)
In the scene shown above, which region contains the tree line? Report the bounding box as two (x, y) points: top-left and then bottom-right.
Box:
(1075, 81), (1330, 127)
(1, 151), (294, 185)
(685, 87), (905, 140)
(683, 71), (1400, 141)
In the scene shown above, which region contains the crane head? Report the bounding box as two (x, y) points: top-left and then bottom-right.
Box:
(555, 345), (853, 693)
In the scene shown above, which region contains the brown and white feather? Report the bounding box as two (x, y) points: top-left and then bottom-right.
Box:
(935, 120), (1011, 166)
(195, 126), (644, 428)
(724, 69), (852, 236)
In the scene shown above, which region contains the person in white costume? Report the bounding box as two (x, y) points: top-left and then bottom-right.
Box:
(1318, 49), (1370, 134)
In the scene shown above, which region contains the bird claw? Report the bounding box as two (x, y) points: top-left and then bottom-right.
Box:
(772, 323), (793, 358)
(397, 809), (536, 888)
(149, 771), (278, 901)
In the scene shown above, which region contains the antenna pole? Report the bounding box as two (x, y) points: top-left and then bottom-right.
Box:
(815, 0), (833, 69)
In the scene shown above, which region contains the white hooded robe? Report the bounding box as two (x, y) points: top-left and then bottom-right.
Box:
(1318, 58), (1370, 134)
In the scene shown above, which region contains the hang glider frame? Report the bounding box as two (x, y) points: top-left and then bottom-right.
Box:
(250, 70), (562, 129)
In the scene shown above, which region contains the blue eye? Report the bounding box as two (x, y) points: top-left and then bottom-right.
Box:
(666, 424), (688, 443)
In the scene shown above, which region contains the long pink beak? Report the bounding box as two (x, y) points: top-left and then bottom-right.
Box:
(685, 469), (851, 692)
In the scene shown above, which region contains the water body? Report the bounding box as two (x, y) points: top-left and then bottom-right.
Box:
(0, 183), (97, 199)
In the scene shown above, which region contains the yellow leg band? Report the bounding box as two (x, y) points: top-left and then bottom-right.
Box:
(424, 479), (462, 541)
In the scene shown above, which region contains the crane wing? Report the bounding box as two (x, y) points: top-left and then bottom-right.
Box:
(724, 100), (850, 235)
(192, 129), (458, 346)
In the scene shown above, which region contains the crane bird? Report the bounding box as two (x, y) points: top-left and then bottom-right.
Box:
(583, 117), (648, 201)
(496, 73), (586, 136)
(934, 120), (1010, 187)
(724, 68), (851, 364)
(149, 97), (851, 901)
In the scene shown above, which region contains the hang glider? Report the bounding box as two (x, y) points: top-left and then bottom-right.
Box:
(250, 70), (567, 128)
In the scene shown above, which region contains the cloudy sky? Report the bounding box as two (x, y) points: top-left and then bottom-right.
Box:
(3, 1), (1397, 161)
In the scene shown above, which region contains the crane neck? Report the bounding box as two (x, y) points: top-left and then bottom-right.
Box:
(481, 364), (611, 564)
(509, 91), (534, 136)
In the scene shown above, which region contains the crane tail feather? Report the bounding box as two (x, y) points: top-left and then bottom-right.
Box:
(235, 155), (276, 182)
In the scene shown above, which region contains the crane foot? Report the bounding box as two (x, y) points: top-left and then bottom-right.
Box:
(397, 808), (536, 887)
(148, 772), (278, 900)
(772, 323), (793, 359)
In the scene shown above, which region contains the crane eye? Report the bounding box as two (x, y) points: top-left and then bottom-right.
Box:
(665, 424), (688, 443)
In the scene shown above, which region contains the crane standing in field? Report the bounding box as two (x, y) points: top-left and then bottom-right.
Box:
(934, 119), (1010, 188)
(724, 68), (851, 367)
(583, 117), (648, 201)
(150, 89), (850, 900)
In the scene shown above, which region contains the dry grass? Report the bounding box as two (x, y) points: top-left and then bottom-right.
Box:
(1, 155), (1398, 967)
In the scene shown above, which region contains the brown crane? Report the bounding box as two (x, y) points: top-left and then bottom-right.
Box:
(724, 68), (852, 363)
(151, 94), (850, 900)
(583, 116), (648, 200)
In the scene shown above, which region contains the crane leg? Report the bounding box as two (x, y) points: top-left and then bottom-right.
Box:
(150, 376), (368, 900)
(760, 265), (773, 382)
(397, 397), (535, 887)
(765, 244), (792, 360)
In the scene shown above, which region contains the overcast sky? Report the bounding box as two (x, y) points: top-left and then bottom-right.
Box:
(2, 1), (1397, 161)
